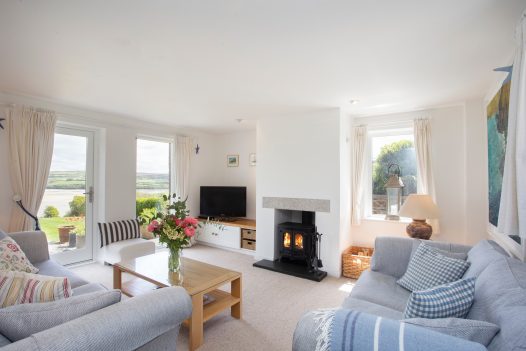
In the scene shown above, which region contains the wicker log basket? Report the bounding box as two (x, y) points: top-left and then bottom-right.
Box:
(342, 246), (374, 279)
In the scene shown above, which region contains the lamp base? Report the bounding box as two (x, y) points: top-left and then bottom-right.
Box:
(406, 219), (432, 240)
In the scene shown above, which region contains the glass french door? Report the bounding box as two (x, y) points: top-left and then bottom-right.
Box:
(38, 127), (95, 265)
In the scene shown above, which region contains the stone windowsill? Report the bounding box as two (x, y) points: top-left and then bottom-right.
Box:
(363, 215), (412, 224)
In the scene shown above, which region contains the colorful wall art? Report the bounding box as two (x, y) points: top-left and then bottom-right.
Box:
(487, 71), (511, 227)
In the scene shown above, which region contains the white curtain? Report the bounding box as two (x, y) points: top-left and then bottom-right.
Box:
(175, 135), (192, 200)
(498, 13), (526, 238)
(414, 118), (440, 233)
(8, 106), (57, 232)
(351, 126), (367, 225)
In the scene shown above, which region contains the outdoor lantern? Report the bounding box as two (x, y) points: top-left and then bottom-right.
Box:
(384, 164), (405, 221)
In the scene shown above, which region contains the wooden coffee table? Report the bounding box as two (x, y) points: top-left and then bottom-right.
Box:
(113, 251), (242, 351)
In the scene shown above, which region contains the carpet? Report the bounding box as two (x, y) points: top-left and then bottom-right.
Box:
(71, 244), (354, 351)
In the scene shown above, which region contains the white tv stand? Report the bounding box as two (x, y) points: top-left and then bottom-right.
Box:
(196, 218), (256, 254)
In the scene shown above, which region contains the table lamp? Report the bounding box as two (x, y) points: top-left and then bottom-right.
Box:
(398, 194), (439, 240)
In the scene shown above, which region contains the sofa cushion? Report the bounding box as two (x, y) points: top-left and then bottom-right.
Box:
(370, 237), (415, 278)
(72, 282), (108, 296)
(99, 238), (155, 265)
(0, 334), (11, 347)
(0, 289), (121, 341)
(410, 239), (469, 260)
(342, 296), (403, 320)
(468, 257), (524, 321)
(467, 257), (526, 351)
(397, 243), (470, 292)
(34, 259), (88, 289)
(404, 278), (476, 319)
(350, 270), (410, 312)
(98, 219), (141, 247)
(464, 240), (509, 278)
(0, 237), (39, 273)
(0, 230), (7, 240)
(0, 271), (71, 308)
(403, 318), (500, 346)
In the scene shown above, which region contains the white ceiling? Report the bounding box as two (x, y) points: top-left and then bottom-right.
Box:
(0, 0), (524, 132)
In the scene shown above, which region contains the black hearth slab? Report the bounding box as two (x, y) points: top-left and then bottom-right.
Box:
(253, 259), (328, 282)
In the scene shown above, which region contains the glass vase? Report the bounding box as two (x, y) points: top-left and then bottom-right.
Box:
(168, 247), (183, 273)
(168, 246), (184, 285)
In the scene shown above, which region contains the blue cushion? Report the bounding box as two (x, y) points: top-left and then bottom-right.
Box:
(397, 243), (470, 292)
(404, 277), (476, 319)
(403, 317), (500, 346)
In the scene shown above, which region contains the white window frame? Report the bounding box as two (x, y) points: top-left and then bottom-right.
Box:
(364, 124), (415, 221)
(136, 134), (176, 197)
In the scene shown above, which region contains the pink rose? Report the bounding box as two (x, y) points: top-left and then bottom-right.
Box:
(175, 218), (183, 226)
(184, 217), (198, 226)
(147, 220), (160, 233)
(184, 227), (195, 237)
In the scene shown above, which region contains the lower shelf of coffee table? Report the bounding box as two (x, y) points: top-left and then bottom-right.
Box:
(121, 278), (240, 323)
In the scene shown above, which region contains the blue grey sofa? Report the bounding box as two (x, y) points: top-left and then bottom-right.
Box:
(0, 230), (192, 351)
(293, 236), (526, 351)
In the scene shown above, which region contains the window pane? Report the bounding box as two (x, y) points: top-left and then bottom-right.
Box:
(136, 139), (170, 217)
(371, 134), (417, 215)
(39, 133), (87, 256)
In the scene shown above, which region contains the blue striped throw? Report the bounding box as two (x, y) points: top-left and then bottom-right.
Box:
(327, 309), (485, 351)
(404, 277), (476, 319)
(397, 243), (470, 292)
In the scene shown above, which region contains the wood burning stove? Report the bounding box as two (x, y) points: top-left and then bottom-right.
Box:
(253, 210), (327, 281)
(278, 222), (315, 263)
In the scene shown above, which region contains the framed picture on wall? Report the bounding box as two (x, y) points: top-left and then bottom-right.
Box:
(486, 68), (525, 260)
(227, 155), (239, 167)
(249, 153), (256, 166)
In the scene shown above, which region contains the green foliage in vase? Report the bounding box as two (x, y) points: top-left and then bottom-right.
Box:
(141, 194), (198, 251)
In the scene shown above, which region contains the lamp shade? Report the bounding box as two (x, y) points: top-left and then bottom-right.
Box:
(399, 194), (440, 220)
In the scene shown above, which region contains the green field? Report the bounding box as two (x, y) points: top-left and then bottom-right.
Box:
(47, 171), (168, 190)
(40, 217), (84, 243)
(136, 173), (169, 189)
(47, 171), (86, 189)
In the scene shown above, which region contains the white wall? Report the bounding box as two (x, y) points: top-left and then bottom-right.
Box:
(187, 130), (257, 219)
(351, 105), (475, 246)
(339, 112), (353, 253)
(464, 99), (490, 245)
(256, 109), (343, 277)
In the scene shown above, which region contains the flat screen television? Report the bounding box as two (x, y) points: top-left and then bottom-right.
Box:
(200, 186), (247, 218)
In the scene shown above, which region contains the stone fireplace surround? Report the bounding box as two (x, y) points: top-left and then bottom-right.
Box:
(263, 197), (330, 258)
(253, 197), (330, 281)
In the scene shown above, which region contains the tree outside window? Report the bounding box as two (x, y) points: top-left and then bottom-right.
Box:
(371, 135), (417, 215)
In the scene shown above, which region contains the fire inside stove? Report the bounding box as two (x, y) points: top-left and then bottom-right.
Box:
(283, 232), (291, 248)
(294, 233), (304, 249)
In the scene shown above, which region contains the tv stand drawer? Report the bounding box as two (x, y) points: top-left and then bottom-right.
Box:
(197, 223), (241, 250)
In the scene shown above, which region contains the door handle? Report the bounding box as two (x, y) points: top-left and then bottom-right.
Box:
(83, 186), (94, 203)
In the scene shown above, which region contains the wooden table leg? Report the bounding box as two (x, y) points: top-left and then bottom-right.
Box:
(231, 276), (242, 319)
(113, 265), (122, 290)
(189, 293), (204, 351)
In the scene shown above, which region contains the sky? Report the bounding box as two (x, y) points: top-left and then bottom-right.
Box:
(50, 134), (170, 174)
(136, 139), (170, 174)
(50, 134), (86, 171)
